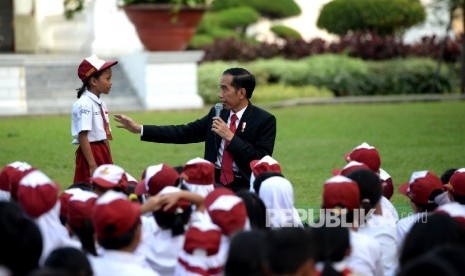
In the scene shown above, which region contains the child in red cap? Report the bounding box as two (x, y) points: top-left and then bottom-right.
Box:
(71, 54), (118, 185)
(397, 170), (449, 250)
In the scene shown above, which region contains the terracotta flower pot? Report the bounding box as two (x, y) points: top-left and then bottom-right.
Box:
(122, 4), (206, 51)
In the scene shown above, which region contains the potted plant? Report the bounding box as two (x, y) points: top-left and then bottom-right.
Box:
(120, 0), (209, 51)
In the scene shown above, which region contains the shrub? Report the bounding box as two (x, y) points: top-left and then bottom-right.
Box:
(192, 21), (240, 48)
(199, 34), (462, 63)
(247, 0), (301, 19)
(333, 32), (408, 60)
(201, 38), (259, 61)
(189, 34), (214, 48)
(254, 42), (282, 59)
(317, 0), (362, 36)
(210, 0), (243, 11)
(210, 0), (301, 18)
(197, 60), (332, 104)
(281, 39), (326, 59)
(367, 59), (453, 94)
(213, 6), (260, 29)
(197, 56), (456, 102)
(207, 27), (240, 39)
(317, 0), (426, 36)
(248, 58), (310, 86)
(198, 61), (240, 104)
(408, 35), (462, 62)
(270, 25), (302, 40)
(301, 54), (370, 96)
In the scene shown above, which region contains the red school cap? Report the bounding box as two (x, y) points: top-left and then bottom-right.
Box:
(345, 142), (381, 173)
(135, 164), (180, 196)
(399, 171), (444, 205)
(91, 190), (141, 240)
(445, 168), (465, 196)
(322, 175), (360, 212)
(91, 164), (128, 190)
(67, 189), (98, 229)
(78, 54), (118, 82)
(17, 170), (59, 218)
(205, 188), (247, 236)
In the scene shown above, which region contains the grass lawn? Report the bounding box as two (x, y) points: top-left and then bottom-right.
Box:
(1, 101), (464, 217)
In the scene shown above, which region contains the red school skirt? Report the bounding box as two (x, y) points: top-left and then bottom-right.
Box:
(73, 141), (113, 185)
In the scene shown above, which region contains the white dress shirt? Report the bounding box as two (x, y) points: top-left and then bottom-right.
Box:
(215, 106), (247, 171)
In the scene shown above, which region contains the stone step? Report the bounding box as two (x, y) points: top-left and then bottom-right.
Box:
(24, 60), (143, 115)
(27, 96), (143, 115)
(26, 65), (134, 98)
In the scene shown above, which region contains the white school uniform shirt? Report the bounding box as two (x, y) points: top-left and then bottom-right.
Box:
(35, 202), (82, 265)
(396, 212), (428, 251)
(90, 249), (160, 276)
(357, 214), (398, 276)
(146, 228), (186, 276)
(135, 216), (186, 276)
(348, 230), (384, 276)
(380, 196), (399, 222)
(71, 91), (110, 144)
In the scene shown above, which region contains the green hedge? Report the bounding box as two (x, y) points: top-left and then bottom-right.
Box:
(198, 61), (240, 104)
(210, 0), (301, 18)
(270, 24), (302, 40)
(198, 55), (456, 102)
(317, 0), (426, 35)
(247, 0), (301, 18)
(213, 6), (260, 29)
(366, 59), (453, 95)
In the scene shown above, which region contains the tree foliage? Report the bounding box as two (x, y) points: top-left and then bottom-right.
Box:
(317, 0), (426, 36)
(210, 0), (301, 19)
(206, 6), (260, 29)
(193, 0), (301, 45)
(270, 25), (302, 40)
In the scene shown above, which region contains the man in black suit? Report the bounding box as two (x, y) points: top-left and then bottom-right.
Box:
(114, 68), (276, 192)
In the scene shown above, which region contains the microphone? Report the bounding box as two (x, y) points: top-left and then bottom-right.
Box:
(214, 103), (223, 117)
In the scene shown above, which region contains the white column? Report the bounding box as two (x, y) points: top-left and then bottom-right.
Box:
(143, 51), (204, 110)
(91, 0), (143, 55)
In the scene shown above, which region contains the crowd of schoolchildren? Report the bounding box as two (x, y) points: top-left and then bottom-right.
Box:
(1, 142), (465, 276)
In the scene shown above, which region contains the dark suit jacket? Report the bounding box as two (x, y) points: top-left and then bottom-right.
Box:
(141, 103), (277, 182)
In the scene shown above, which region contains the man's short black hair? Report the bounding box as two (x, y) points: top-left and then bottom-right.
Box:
(223, 68), (256, 99)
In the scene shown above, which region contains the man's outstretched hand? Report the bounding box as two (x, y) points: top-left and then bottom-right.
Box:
(114, 114), (142, 134)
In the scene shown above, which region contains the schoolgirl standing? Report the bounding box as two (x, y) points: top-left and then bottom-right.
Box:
(71, 54), (117, 185)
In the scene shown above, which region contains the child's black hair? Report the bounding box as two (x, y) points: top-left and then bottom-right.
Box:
(76, 70), (106, 98)
(152, 184), (192, 236)
(312, 225), (350, 276)
(253, 171), (284, 194)
(346, 169), (382, 216)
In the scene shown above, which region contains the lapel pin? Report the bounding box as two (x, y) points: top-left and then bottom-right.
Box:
(241, 122), (246, 132)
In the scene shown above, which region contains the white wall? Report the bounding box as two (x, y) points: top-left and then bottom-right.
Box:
(91, 0), (143, 55)
(0, 56), (27, 115)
